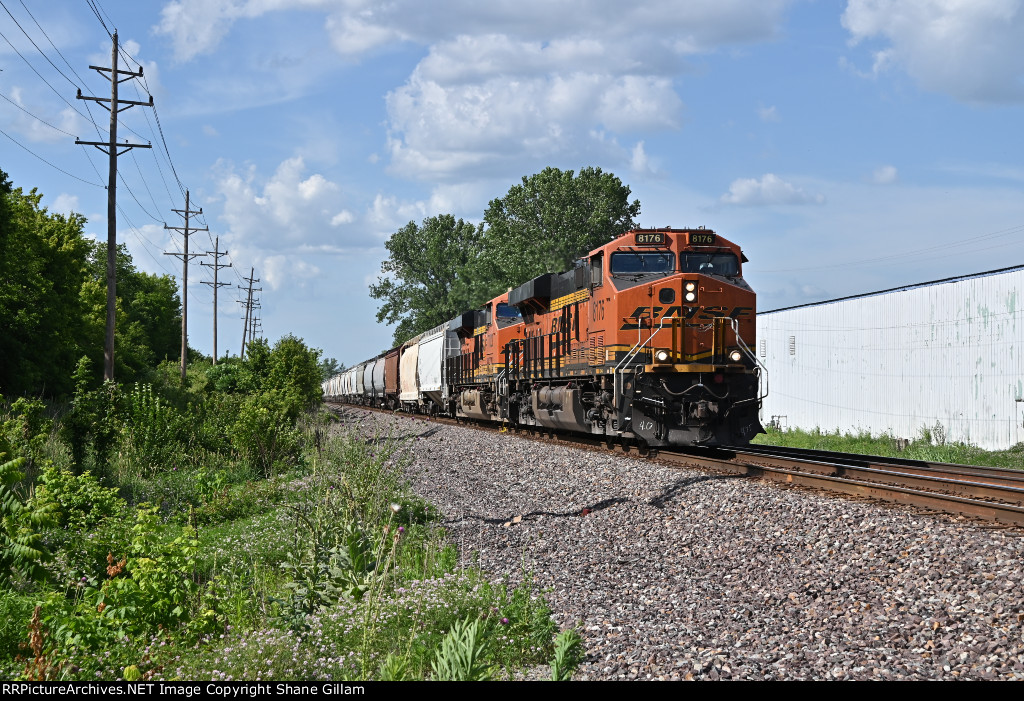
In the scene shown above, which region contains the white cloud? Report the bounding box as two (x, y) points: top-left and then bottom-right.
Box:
(630, 141), (662, 176)
(720, 173), (825, 206)
(202, 124), (219, 137)
(330, 210), (355, 226)
(3, 87), (82, 144)
(261, 254), (321, 291)
(156, 1), (794, 178)
(757, 104), (780, 122)
(385, 41), (685, 180)
(50, 193), (80, 216)
(872, 164), (898, 184)
(156, 1), (793, 61)
(842, 0), (1024, 103)
(214, 156), (370, 288)
(155, 0), (332, 62)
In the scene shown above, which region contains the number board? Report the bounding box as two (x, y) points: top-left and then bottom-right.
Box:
(634, 232), (666, 246)
(689, 233), (717, 245)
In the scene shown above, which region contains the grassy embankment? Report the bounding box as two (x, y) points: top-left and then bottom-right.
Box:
(0, 356), (582, 682)
(752, 425), (1024, 470)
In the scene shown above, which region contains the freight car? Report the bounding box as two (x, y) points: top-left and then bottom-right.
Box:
(325, 227), (765, 448)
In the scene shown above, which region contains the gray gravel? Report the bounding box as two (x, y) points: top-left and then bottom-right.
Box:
(340, 408), (1024, 680)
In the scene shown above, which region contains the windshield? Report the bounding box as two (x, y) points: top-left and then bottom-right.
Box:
(495, 303), (523, 328)
(610, 252), (675, 276)
(679, 252), (740, 277)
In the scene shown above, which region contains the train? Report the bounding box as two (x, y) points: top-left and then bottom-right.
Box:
(324, 227), (766, 448)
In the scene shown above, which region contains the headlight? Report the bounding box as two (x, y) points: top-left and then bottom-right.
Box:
(685, 282), (696, 292)
(729, 350), (742, 362)
(685, 292), (696, 302)
(654, 349), (671, 363)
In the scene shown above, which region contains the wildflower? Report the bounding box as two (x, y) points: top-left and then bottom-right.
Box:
(501, 618), (509, 625)
(390, 502), (402, 514)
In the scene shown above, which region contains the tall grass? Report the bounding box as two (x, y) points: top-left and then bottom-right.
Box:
(753, 425), (1024, 470)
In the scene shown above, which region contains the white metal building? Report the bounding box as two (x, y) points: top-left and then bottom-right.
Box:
(757, 265), (1024, 450)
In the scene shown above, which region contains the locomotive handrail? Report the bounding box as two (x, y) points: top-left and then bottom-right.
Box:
(614, 312), (675, 374)
(728, 317), (769, 403)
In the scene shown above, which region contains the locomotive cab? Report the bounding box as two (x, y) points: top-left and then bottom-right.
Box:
(594, 228), (764, 446)
(491, 227), (764, 447)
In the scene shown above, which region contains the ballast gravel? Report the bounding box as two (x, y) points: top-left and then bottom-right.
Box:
(339, 409), (1024, 681)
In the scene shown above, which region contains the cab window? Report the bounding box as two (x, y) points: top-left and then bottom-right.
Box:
(495, 303), (523, 328)
(610, 252), (674, 276)
(679, 252), (740, 277)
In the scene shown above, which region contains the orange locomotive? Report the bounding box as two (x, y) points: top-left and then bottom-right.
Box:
(444, 227), (765, 448)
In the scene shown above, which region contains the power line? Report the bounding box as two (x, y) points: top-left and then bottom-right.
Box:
(0, 0), (80, 89)
(0, 89), (78, 137)
(0, 26), (104, 130)
(16, 0), (92, 88)
(0, 126), (104, 187)
(131, 148), (165, 221)
(84, 0), (112, 38)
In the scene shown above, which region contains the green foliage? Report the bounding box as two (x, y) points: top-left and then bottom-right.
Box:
(204, 358), (244, 394)
(550, 629), (585, 681)
(117, 383), (188, 476)
(34, 463), (126, 531)
(376, 653), (410, 681)
(431, 617), (493, 681)
(44, 505), (202, 651)
(0, 184), (91, 397)
(231, 390), (300, 477)
(0, 589), (35, 661)
(369, 168), (640, 343)
(0, 171), (184, 399)
(0, 457), (53, 586)
(462, 166), (641, 306)
(278, 519), (378, 624)
(242, 335), (323, 419)
(369, 214), (483, 344)
(81, 242), (182, 384)
(318, 357), (346, 383)
(753, 425), (1024, 470)
(1, 398), (52, 473)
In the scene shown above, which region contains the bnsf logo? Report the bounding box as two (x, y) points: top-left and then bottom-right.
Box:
(619, 305), (753, 330)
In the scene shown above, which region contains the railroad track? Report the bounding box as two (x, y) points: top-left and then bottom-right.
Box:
(328, 402), (1024, 527)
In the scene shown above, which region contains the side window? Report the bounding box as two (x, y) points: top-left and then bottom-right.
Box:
(590, 255), (603, 287)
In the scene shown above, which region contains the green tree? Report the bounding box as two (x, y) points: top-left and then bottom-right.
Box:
(242, 335), (323, 419)
(369, 215), (483, 344)
(0, 180), (92, 397)
(80, 242), (182, 384)
(460, 166), (641, 305)
(318, 357), (346, 382)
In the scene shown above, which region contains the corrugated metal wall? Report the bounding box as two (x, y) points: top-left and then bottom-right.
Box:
(757, 267), (1024, 450)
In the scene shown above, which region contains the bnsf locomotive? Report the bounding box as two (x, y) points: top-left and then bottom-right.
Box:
(324, 227), (765, 448)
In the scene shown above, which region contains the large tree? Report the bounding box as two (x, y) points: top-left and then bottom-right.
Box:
(460, 166), (641, 304)
(370, 214), (482, 344)
(0, 170), (184, 396)
(0, 178), (91, 396)
(80, 242), (182, 383)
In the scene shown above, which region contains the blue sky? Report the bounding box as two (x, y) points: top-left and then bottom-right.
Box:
(2, 0), (1023, 367)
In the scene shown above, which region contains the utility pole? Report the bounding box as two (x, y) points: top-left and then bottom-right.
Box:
(200, 237), (231, 365)
(75, 31), (153, 381)
(163, 191), (207, 382)
(238, 268), (260, 359)
(249, 298), (263, 343)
